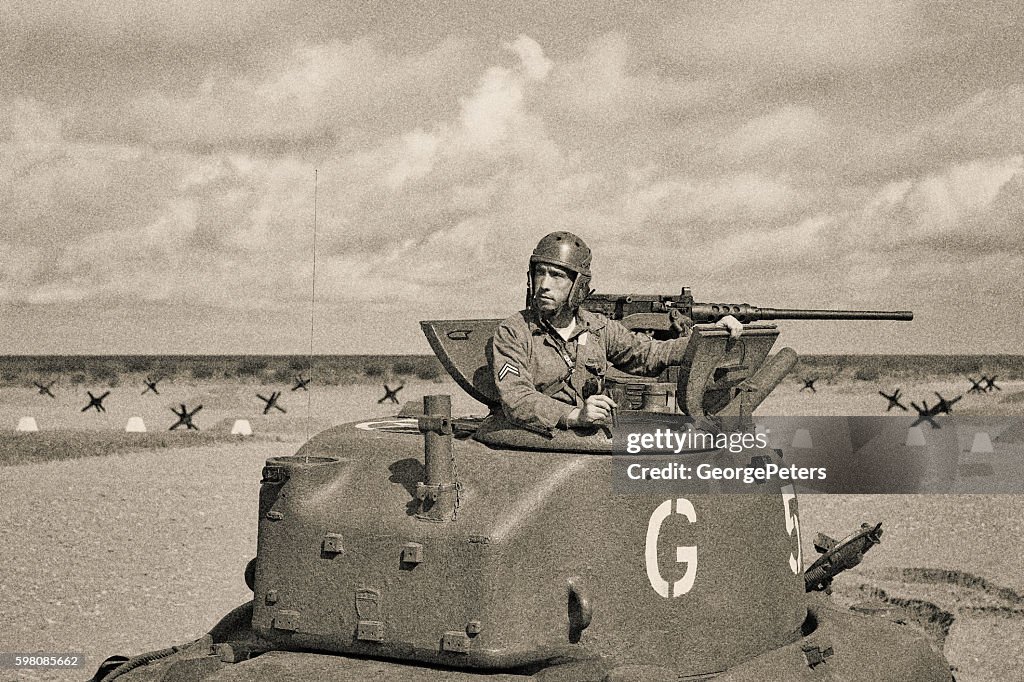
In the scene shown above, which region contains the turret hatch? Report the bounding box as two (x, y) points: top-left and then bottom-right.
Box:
(420, 319), (502, 407)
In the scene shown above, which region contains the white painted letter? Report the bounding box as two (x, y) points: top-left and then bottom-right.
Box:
(645, 498), (697, 597)
(782, 485), (802, 574)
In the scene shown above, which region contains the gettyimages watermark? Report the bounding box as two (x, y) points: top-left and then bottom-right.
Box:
(608, 413), (1024, 494)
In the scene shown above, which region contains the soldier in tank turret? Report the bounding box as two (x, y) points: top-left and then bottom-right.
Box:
(490, 231), (743, 434)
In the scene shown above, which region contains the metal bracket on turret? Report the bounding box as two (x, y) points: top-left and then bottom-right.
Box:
(417, 415), (453, 435)
(675, 324), (797, 420)
(414, 396), (459, 523)
(415, 482), (458, 503)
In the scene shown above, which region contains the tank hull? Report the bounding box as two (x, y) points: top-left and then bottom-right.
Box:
(96, 594), (951, 681)
(94, 419), (952, 682)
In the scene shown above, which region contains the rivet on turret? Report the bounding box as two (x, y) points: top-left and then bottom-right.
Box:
(441, 631), (471, 654)
(273, 610), (300, 632)
(801, 643), (834, 668)
(401, 542), (423, 565)
(357, 621), (385, 642)
(322, 533), (345, 555)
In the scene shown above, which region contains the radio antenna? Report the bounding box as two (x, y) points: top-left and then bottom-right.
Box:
(306, 169), (318, 442)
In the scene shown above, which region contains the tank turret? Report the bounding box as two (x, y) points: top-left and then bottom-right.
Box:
(92, 291), (952, 681)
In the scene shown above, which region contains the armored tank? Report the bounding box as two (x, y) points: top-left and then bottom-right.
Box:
(92, 291), (952, 681)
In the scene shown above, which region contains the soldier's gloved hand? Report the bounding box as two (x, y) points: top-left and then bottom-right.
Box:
(715, 314), (743, 339)
(567, 394), (618, 427)
(668, 308), (692, 336)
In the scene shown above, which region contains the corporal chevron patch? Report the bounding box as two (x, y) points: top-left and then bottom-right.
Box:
(498, 362), (520, 381)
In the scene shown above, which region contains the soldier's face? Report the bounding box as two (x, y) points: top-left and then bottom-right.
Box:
(532, 262), (574, 316)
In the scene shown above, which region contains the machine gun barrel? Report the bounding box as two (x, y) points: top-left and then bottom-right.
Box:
(578, 292), (913, 326)
(680, 303), (913, 324)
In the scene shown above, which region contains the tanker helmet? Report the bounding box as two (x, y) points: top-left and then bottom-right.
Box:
(527, 231), (593, 310)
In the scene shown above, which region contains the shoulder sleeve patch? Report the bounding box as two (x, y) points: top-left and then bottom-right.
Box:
(498, 362), (521, 380)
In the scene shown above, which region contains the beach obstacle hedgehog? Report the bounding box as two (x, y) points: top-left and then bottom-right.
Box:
(170, 404), (202, 431)
(33, 380), (56, 398)
(878, 388), (908, 412)
(257, 391), (286, 414)
(81, 390), (110, 413)
(378, 382), (404, 404)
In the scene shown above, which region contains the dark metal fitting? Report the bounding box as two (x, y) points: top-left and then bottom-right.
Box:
(244, 558), (256, 592)
(357, 620), (385, 642)
(259, 466), (288, 484)
(214, 642), (264, 664)
(417, 415), (453, 435)
(322, 533), (345, 555)
(466, 620), (482, 636)
(801, 643), (834, 668)
(401, 542), (424, 564)
(415, 482), (457, 501)
(441, 631), (471, 654)
(273, 610), (300, 632)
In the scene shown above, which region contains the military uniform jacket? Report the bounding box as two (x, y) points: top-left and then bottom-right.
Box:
(491, 308), (689, 432)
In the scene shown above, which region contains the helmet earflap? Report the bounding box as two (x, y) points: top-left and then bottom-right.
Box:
(568, 274), (592, 309)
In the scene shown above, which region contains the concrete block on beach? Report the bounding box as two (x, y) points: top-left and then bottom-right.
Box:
(970, 432), (994, 454)
(16, 416), (38, 432)
(125, 417), (147, 433)
(906, 426), (927, 446)
(231, 419), (253, 436)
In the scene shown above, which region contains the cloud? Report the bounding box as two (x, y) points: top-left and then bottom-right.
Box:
(550, 32), (729, 128)
(1, 0), (256, 40)
(0, 34), (572, 311)
(2, 14), (1023, 353)
(858, 155), (1024, 251)
(507, 34), (552, 82)
(716, 105), (830, 160)
(908, 85), (1024, 163)
(454, 34), (552, 153)
(0, 98), (63, 149)
(660, 1), (935, 76)
(56, 35), (470, 154)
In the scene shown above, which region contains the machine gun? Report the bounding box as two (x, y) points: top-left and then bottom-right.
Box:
(423, 288), (913, 422)
(580, 287), (912, 333)
(575, 289), (912, 420)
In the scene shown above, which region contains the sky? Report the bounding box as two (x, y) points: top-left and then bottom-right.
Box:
(1, 1), (1022, 355)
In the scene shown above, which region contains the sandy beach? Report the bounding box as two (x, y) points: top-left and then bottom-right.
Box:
(1, 376), (1023, 681)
